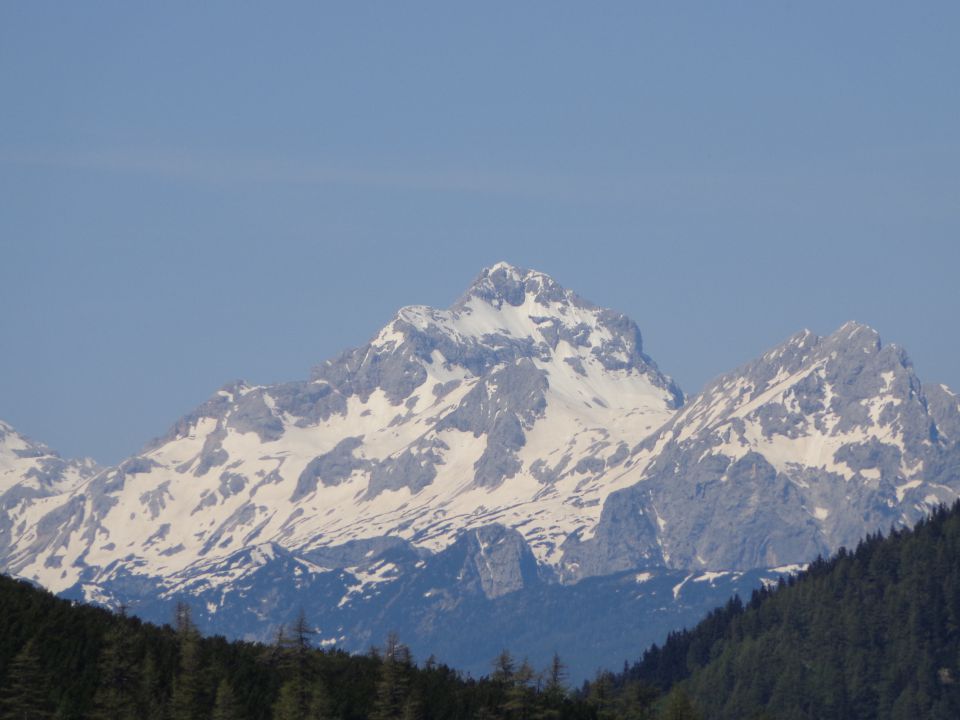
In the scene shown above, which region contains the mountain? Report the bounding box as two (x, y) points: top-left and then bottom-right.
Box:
(1, 262), (957, 680)
(604, 501), (960, 720)
(0, 262), (681, 594)
(0, 421), (99, 573)
(563, 321), (960, 580)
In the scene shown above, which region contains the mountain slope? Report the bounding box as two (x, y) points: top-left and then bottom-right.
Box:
(564, 322), (960, 579)
(1, 262), (682, 597)
(1, 264), (958, 681)
(0, 421), (99, 574)
(609, 501), (960, 720)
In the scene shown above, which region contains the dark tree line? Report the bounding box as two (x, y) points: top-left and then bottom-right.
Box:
(590, 501), (960, 720)
(0, 574), (603, 720)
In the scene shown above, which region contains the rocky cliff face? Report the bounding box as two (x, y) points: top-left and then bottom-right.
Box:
(562, 322), (960, 580)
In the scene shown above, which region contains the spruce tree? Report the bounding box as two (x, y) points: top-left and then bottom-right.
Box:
(212, 679), (243, 720)
(307, 679), (333, 720)
(663, 688), (702, 720)
(503, 660), (536, 720)
(536, 653), (567, 720)
(0, 639), (53, 720)
(170, 602), (201, 720)
(290, 610), (316, 717)
(542, 653), (567, 703)
(401, 688), (424, 720)
(614, 681), (660, 720)
(91, 616), (141, 720)
(491, 651), (515, 685)
(588, 670), (616, 720)
(273, 681), (300, 720)
(371, 633), (411, 720)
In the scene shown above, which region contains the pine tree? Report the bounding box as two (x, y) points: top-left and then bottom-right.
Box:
(588, 670), (616, 720)
(616, 681), (659, 720)
(307, 679), (333, 720)
(371, 633), (411, 720)
(290, 609), (316, 716)
(91, 615), (141, 720)
(542, 653), (567, 703)
(0, 639), (53, 720)
(139, 653), (166, 720)
(273, 681), (301, 720)
(663, 688), (702, 720)
(503, 660), (536, 720)
(170, 602), (201, 720)
(536, 653), (567, 720)
(491, 651), (515, 685)
(212, 679), (243, 720)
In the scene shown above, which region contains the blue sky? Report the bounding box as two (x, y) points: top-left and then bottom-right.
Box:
(2, 2), (958, 463)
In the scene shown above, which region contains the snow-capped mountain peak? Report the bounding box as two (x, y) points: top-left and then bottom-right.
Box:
(562, 321), (959, 580)
(2, 276), (958, 680)
(1, 264), (683, 595)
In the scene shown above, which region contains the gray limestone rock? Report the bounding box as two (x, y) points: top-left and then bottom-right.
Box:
(292, 437), (367, 501)
(926, 383), (960, 442)
(22, 457), (72, 487)
(580, 321), (958, 579)
(559, 480), (663, 583)
(269, 381), (348, 426)
(228, 390), (284, 442)
(199, 502), (259, 557)
(574, 456), (605, 475)
(366, 440), (444, 498)
(465, 525), (541, 599)
(302, 536), (415, 569)
(218, 472), (248, 499)
(311, 325), (430, 404)
(145, 381), (242, 450)
(139, 481), (172, 520)
(529, 454), (572, 485)
(437, 359), (547, 489)
(432, 379), (461, 400)
(193, 428), (229, 477)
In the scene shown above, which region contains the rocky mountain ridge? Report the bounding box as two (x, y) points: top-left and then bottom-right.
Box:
(1, 262), (957, 677)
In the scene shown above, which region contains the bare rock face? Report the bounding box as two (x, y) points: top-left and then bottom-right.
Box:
(563, 323), (960, 580)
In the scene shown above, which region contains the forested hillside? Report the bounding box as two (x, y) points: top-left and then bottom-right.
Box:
(599, 502), (960, 720)
(0, 573), (595, 720)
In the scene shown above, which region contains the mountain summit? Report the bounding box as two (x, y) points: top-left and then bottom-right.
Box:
(1, 263), (683, 595)
(1, 265), (957, 678)
(562, 320), (960, 579)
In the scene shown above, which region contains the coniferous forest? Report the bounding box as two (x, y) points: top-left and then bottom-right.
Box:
(0, 571), (601, 720)
(6, 502), (960, 719)
(598, 501), (960, 720)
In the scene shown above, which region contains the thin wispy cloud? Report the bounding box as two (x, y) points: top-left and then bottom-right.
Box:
(2, 145), (954, 225)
